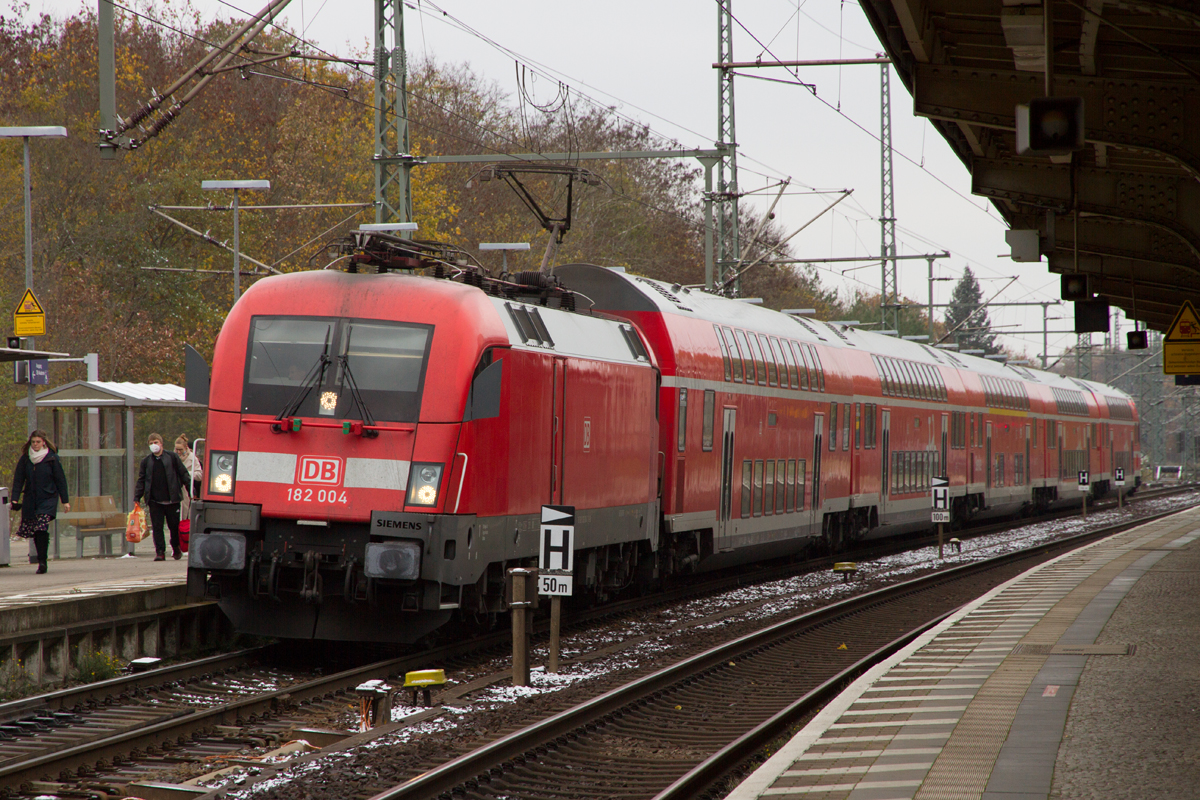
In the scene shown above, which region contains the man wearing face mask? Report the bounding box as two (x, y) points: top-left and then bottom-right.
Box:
(134, 432), (193, 561)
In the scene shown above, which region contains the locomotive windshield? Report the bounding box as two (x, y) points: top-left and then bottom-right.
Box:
(242, 316), (433, 422)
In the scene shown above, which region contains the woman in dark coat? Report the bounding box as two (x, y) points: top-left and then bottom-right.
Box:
(11, 429), (70, 574)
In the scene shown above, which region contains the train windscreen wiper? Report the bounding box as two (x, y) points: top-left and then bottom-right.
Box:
(275, 326), (332, 421)
(337, 324), (379, 437)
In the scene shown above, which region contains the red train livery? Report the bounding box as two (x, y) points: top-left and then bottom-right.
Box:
(187, 253), (1139, 642)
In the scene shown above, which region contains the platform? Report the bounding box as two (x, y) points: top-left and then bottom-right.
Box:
(0, 551), (227, 685)
(728, 505), (1200, 800)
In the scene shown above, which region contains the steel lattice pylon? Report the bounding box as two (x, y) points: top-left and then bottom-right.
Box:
(879, 63), (897, 330)
(716, 1), (740, 294)
(374, 0), (411, 226)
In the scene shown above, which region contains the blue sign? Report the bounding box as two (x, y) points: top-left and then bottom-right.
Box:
(29, 359), (48, 385)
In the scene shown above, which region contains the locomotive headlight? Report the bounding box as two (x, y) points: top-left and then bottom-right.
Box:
(209, 451), (237, 495)
(319, 391), (338, 416)
(406, 462), (444, 507)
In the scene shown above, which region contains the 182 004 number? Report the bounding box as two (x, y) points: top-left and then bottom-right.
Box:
(286, 488), (348, 504)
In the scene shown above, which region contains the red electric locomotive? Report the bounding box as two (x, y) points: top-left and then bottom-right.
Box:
(186, 238), (1138, 643)
(188, 248), (659, 642)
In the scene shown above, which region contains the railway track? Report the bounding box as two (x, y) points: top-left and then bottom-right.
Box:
(367, 501), (1183, 800)
(0, 485), (1192, 798)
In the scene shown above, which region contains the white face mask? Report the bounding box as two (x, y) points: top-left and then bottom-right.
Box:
(150, 443), (162, 454)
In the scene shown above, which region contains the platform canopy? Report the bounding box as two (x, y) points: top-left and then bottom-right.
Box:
(862, 1), (1200, 331)
(16, 381), (204, 409)
(0, 346), (69, 363)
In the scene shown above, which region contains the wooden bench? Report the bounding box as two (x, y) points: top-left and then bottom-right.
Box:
(71, 496), (125, 557)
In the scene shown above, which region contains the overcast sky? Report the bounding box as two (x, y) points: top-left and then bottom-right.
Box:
(20, 0), (1118, 363)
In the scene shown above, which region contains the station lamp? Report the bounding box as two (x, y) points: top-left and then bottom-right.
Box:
(1061, 273), (1091, 301)
(201, 179), (270, 303)
(1017, 97), (1085, 155)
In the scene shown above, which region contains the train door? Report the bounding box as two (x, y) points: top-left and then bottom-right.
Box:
(718, 408), (737, 540)
(879, 410), (891, 517)
(550, 357), (567, 504)
(1026, 424), (1032, 487)
(812, 413), (824, 518)
(985, 420), (993, 489)
(940, 413), (949, 479)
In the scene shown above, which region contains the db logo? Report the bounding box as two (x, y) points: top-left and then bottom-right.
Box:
(297, 456), (343, 485)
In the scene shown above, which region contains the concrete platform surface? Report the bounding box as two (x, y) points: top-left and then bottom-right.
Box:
(727, 505), (1200, 800)
(0, 551), (186, 610)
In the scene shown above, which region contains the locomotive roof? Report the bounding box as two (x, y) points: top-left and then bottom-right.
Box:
(555, 263), (1133, 401)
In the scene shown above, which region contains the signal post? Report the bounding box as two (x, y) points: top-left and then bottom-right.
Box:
(1079, 470), (1090, 517)
(932, 476), (950, 558)
(539, 505), (575, 674)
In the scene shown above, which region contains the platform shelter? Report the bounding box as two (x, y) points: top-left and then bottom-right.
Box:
(16, 381), (206, 558)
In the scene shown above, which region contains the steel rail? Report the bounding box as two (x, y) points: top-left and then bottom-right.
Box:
(0, 646), (475, 786)
(3, 486), (1190, 790)
(0, 648), (264, 720)
(368, 502), (1188, 800)
(651, 501), (1195, 799)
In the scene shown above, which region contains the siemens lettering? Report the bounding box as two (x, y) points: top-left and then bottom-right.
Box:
(375, 518), (423, 531)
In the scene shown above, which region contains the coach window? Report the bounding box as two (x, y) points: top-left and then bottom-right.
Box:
(781, 339), (799, 388)
(702, 390), (715, 451)
(741, 460), (752, 518)
(792, 340), (811, 391)
(776, 459), (786, 514)
(753, 460), (765, 516)
(809, 345), (826, 391)
(829, 402), (838, 450)
(734, 330), (754, 384)
(904, 361), (919, 398)
(917, 364), (931, 400)
(760, 335), (779, 386)
(1032, 416), (1038, 448)
(763, 460), (775, 516)
(677, 388), (688, 452)
(715, 325), (732, 382)
(855, 403), (862, 449)
(770, 337), (789, 388)
(785, 459), (796, 511)
(796, 459), (807, 509)
(748, 335), (768, 386)
(881, 356), (894, 396)
(793, 342), (811, 390)
(768, 336), (787, 387)
(723, 328), (744, 383)
(842, 403), (851, 451)
(865, 404), (876, 448)
(885, 358), (901, 397)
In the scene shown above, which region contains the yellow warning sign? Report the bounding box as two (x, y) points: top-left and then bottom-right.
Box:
(1163, 299), (1200, 375)
(12, 288), (45, 337)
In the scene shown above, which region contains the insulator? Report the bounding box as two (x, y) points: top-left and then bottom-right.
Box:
(514, 271), (554, 288)
(374, 47), (389, 81)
